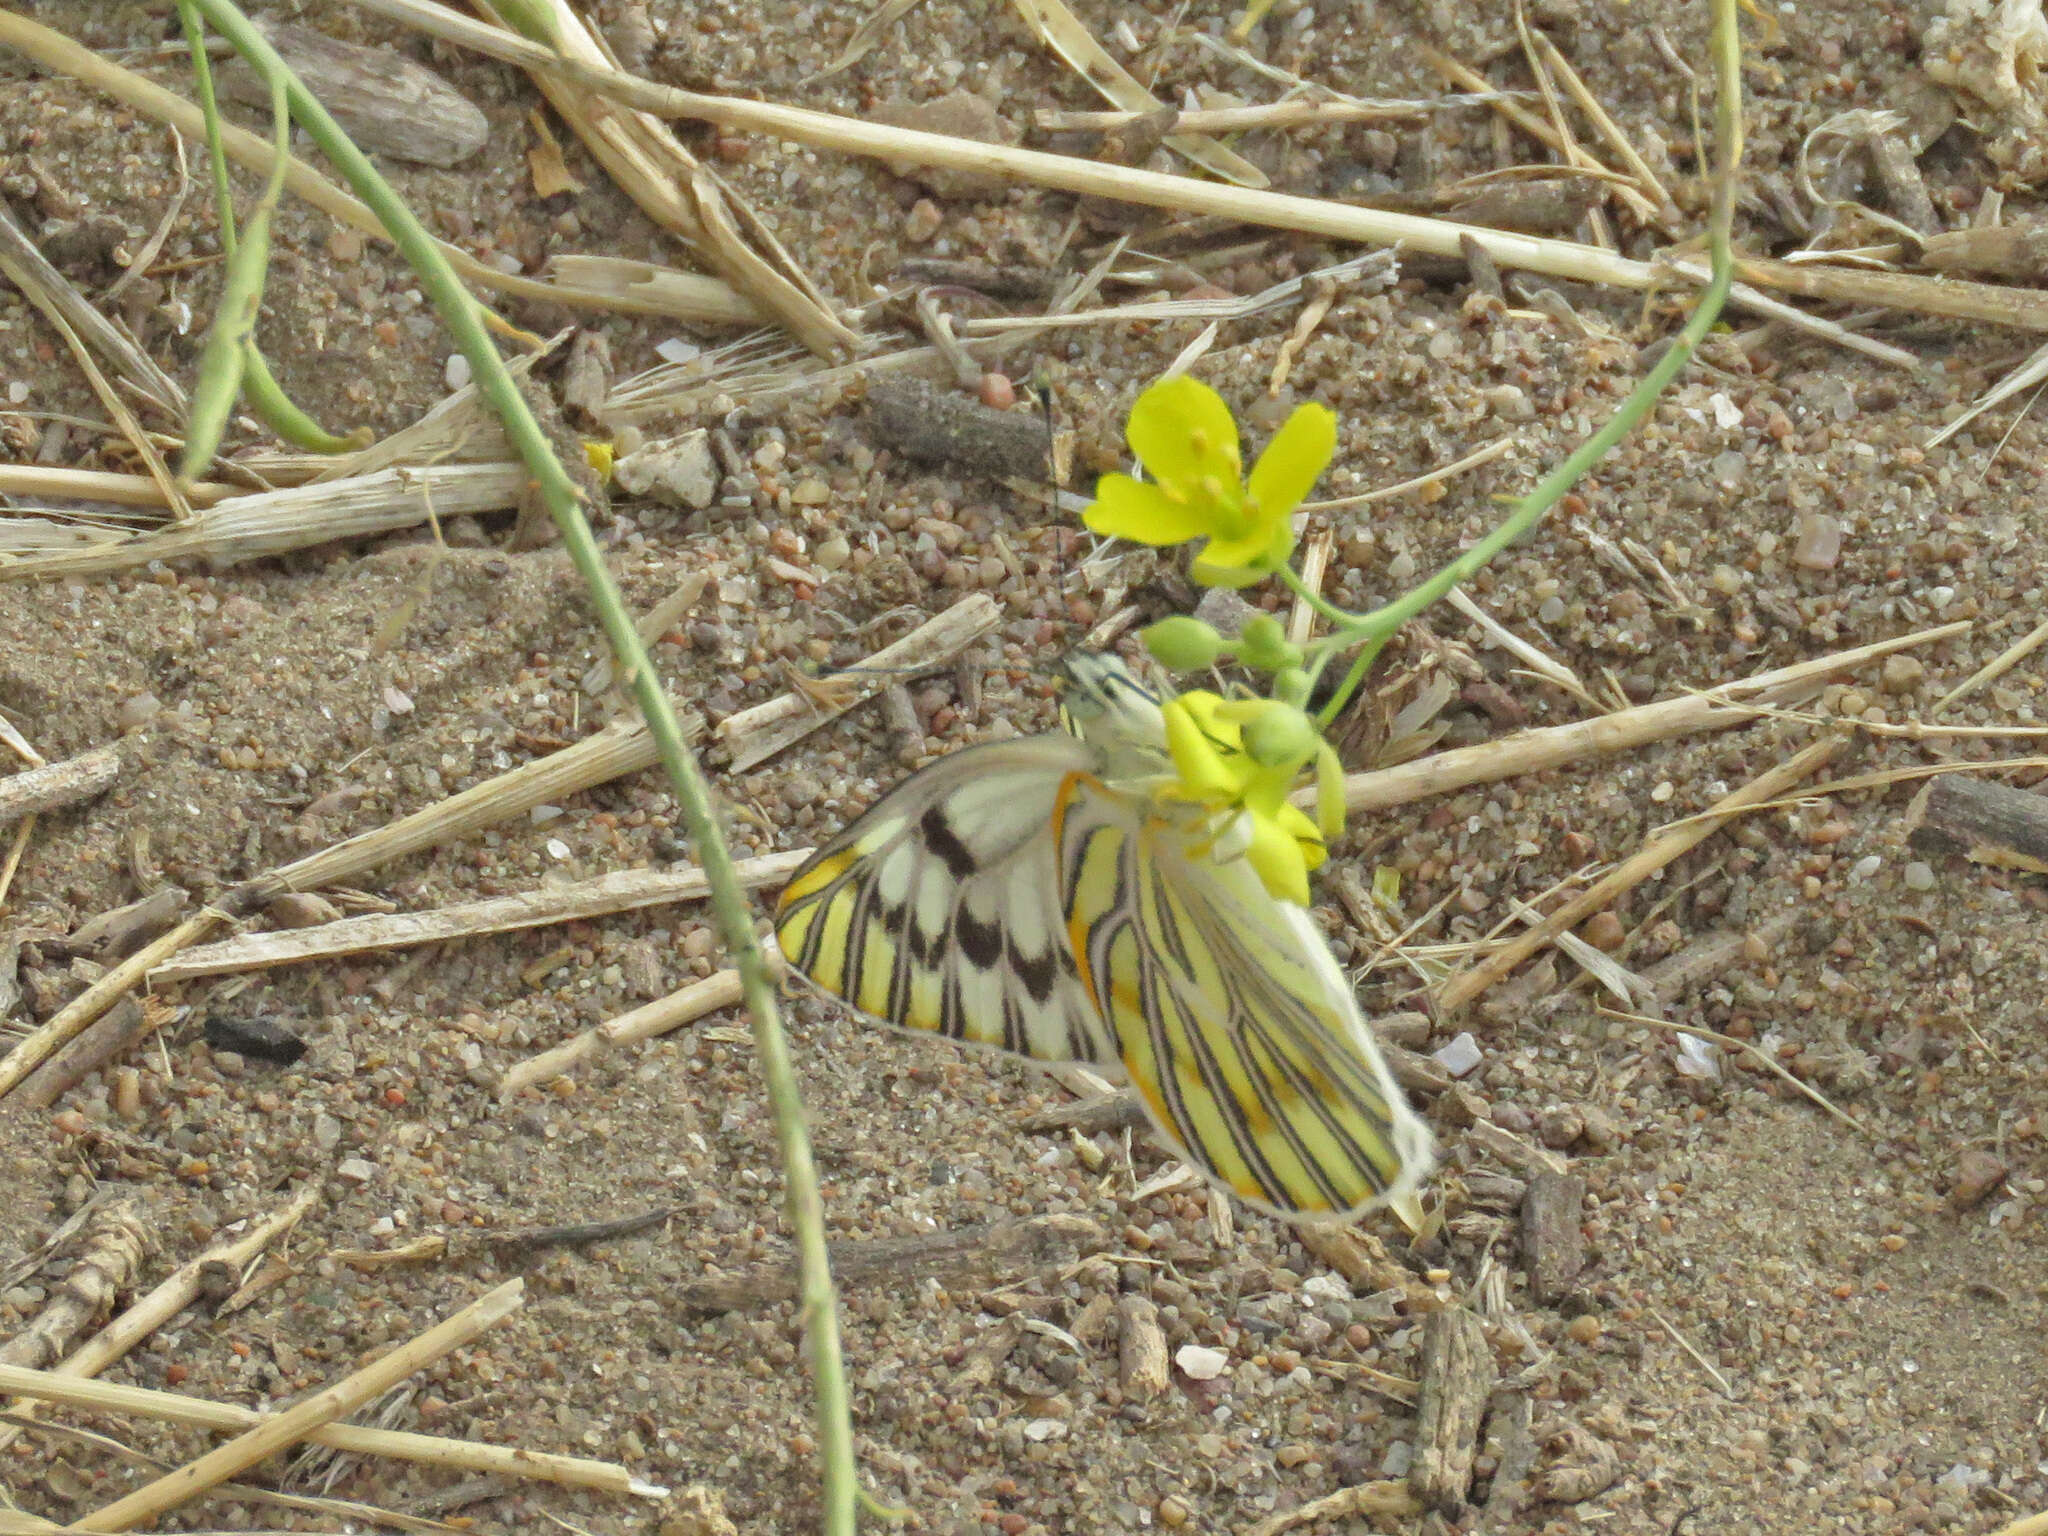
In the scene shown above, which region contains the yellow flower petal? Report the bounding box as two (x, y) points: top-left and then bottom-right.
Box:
(1164, 695), (1247, 801)
(1084, 475), (1210, 546)
(1246, 401), (1336, 517)
(1126, 376), (1242, 490)
(1246, 812), (1312, 905)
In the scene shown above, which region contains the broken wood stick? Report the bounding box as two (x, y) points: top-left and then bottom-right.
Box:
(0, 744), (121, 827)
(17, 995), (168, 1110)
(0, 1202), (152, 1371)
(673, 1214), (1105, 1313)
(157, 855), (804, 983)
(0, 1184), (318, 1455)
(1316, 621), (1964, 818)
(0, 912), (220, 1102)
(0, 1361), (662, 1497)
(1437, 735), (1840, 1011)
(500, 968), (745, 1097)
(1906, 772), (2048, 875)
(70, 1278), (525, 1532)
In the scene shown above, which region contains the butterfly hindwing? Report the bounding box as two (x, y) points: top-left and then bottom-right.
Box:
(1054, 777), (1432, 1219)
(775, 736), (1116, 1067)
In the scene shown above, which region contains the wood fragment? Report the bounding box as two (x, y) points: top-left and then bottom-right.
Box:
(0, 744), (121, 827)
(51, 888), (187, 963)
(1115, 1294), (1170, 1402)
(1246, 1480), (1422, 1536)
(1639, 910), (1800, 1003)
(486, 1208), (677, 1252)
(673, 1215), (1104, 1313)
(0, 1203), (152, 1370)
(69, 1279), (526, 1532)
(1437, 735), (1840, 1010)
(1293, 1224), (1412, 1293)
(158, 857), (800, 984)
(1905, 773), (2048, 875)
(17, 996), (167, 1110)
(500, 969), (746, 1096)
(1520, 1172), (1587, 1307)
(1016, 1088), (1145, 1135)
(864, 376), (1050, 481)
(0, 1361), (657, 1496)
(221, 18), (488, 169)
(0, 464), (528, 583)
(1479, 1388), (1538, 1526)
(1410, 1306), (1497, 1511)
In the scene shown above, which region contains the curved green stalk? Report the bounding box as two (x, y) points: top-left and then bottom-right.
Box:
(176, 0), (361, 463)
(1303, 0), (1743, 729)
(188, 3), (857, 1531)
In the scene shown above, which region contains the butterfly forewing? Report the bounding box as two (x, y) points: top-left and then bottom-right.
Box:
(775, 736), (1116, 1066)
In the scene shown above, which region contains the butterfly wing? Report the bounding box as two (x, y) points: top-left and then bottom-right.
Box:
(1054, 777), (1434, 1219)
(775, 735), (1117, 1067)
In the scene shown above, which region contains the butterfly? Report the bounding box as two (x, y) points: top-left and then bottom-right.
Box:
(774, 651), (1433, 1221)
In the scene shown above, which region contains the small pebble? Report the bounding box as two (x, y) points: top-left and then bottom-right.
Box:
(1581, 911), (1625, 951)
(1175, 1345), (1228, 1381)
(1951, 1148), (2008, 1210)
(1791, 512), (1843, 569)
(1565, 1314), (1602, 1345)
(903, 198), (942, 243)
(979, 372), (1015, 409)
(1903, 861), (1936, 891)
(1433, 1031), (1483, 1078)
(444, 352), (471, 390)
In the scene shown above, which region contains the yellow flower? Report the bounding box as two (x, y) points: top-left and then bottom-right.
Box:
(1084, 376), (1336, 589)
(1160, 690), (1345, 905)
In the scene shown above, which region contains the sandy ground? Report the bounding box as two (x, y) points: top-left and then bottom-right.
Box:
(1, 0), (2046, 1532)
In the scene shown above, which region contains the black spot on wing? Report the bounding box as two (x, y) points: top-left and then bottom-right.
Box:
(954, 906), (1004, 968)
(1013, 945), (1060, 1003)
(919, 805), (980, 880)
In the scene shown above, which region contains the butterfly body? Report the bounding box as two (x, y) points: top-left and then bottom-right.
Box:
(775, 653), (1433, 1220)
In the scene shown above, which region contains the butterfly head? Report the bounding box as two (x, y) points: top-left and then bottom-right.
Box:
(1054, 651), (1173, 779)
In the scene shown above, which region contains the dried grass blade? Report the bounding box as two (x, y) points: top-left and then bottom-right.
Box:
(1006, 0), (1268, 187)
(470, 0), (855, 356)
(153, 853), (808, 982)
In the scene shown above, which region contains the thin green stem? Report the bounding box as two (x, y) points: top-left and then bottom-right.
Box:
(1305, 0), (1742, 726)
(189, 4), (857, 1531)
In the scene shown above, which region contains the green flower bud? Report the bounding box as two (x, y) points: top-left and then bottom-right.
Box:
(1237, 614), (1303, 673)
(1243, 701), (1321, 770)
(1271, 666), (1312, 709)
(1143, 615), (1225, 671)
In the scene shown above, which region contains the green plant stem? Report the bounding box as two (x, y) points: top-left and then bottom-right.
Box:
(1298, 0), (1744, 731)
(177, 0), (362, 458)
(188, 4), (857, 1531)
